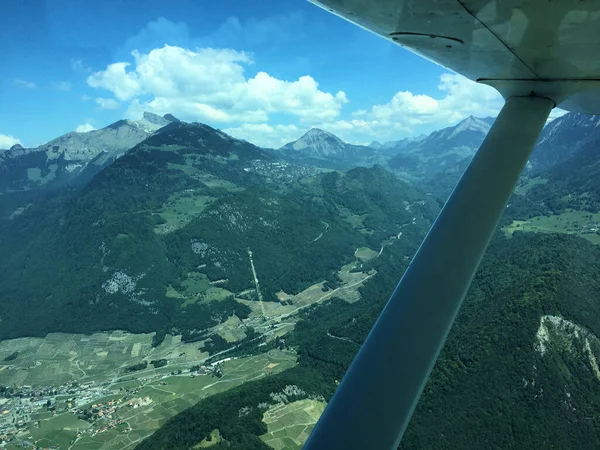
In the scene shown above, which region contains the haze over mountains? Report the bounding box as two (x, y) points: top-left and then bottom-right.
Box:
(3, 109), (600, 449)
(275, 112), (600, 185)
(2, 111), (597, 199)
(276, 116), (495, 175)
(369, 134), (427, 153)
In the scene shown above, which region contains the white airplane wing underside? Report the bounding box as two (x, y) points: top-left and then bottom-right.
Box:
(310, 0), (600, 113)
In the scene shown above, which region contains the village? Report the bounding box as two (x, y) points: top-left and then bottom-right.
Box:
(245, 159), (317, 183)
(0, 360), (226, 448)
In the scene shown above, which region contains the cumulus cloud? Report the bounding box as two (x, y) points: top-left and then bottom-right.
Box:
(85, 36), (518, 146)
(0, 133), (22, 149)
(223, 123), (301, 148)
(354, 74), (503, 129)
(216, 73), (512, 146)
(53, 81), (71, 91)
(75, 123), (95, 133)
(14, 79), (37, 89)
(87, 62), (142, 101)
(302, 73), (504, 143)
(338, 75), (571, 142)
(96, 98), (120, 109)
(87, 45), (347, 124)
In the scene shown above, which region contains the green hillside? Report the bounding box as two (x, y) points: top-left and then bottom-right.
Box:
(0, 123), (437, 342)
(137, 232), (600, 449)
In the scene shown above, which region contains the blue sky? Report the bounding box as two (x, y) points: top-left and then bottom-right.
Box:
(0, 0), (512, 148)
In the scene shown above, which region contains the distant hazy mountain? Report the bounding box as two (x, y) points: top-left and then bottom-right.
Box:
(389, 112), (600, 182)
(387, 116), (494, 179)
(369, 134), (426, 155)
(529, 112), (600, 174)
(0, 112), (178, 192)
(279, 128), (382, 169)
(276, 118), (494, 178)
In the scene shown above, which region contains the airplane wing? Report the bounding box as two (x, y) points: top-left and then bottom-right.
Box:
(309, 0), (600, 113)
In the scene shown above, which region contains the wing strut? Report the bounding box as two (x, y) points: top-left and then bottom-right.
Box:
(304, 95), (554, 450)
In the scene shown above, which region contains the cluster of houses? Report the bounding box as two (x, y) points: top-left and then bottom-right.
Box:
(244, 160), (316, 183)
(0, 360), (228, 446)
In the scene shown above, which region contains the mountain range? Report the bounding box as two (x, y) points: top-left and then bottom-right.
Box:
(4, 110), (596, 202)
(0, 119), (437, 341)
(369, 134), (427, 153)
(133, 111), (600, 449)
(274, 116), (496, 177)
(388, 116), (495, 178)
(277, 113), (600, 190)
(0, 112), (178, 193)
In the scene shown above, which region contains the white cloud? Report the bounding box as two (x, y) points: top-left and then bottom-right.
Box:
(84, 41), (520, 146)
(96, 98), (120, 110)
(322, 73), (505, 143)
(87, 45), (347, 124)
(355, 74), (502, 130)
(88, 62), (142, 101)
(75, 123), (95, 133)
(436, 74), (504, 122)
(0, 133), (22, 149)
(223, 123), (301, 148)
(14, 79), (37, 89)
(53, 81), (72, 91)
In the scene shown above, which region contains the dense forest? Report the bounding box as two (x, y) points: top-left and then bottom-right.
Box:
(138, 232), (600, 449)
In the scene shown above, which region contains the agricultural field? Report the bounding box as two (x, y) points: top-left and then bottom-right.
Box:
(175, 272), (234, 307)
(241, 261), (375, 339)
(516, 177), (548, 195)
(153, 191), (215, 233)
(260, 399), (326, 450)
(198, 176), (244, 192)
(0, 328), (295, 450)
(354, 246), (379, 261)
(503, 210), (600, 245)
(217, 316), (248, 343)
(0, 254), (375, 449)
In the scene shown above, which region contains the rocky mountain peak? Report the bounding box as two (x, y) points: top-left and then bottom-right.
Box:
(289, 128), (345, 153)
(135, 112), (179, 133)
(447, 116), (492, 139)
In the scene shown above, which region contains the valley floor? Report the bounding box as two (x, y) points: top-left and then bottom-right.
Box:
(0, 256), (378, 449)
(503, 210), (600, 245)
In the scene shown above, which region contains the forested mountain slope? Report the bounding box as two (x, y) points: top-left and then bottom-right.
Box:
(524, 135), (600, 213)
(138, 232), (600, 449)
(0, 121), (437, 341)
